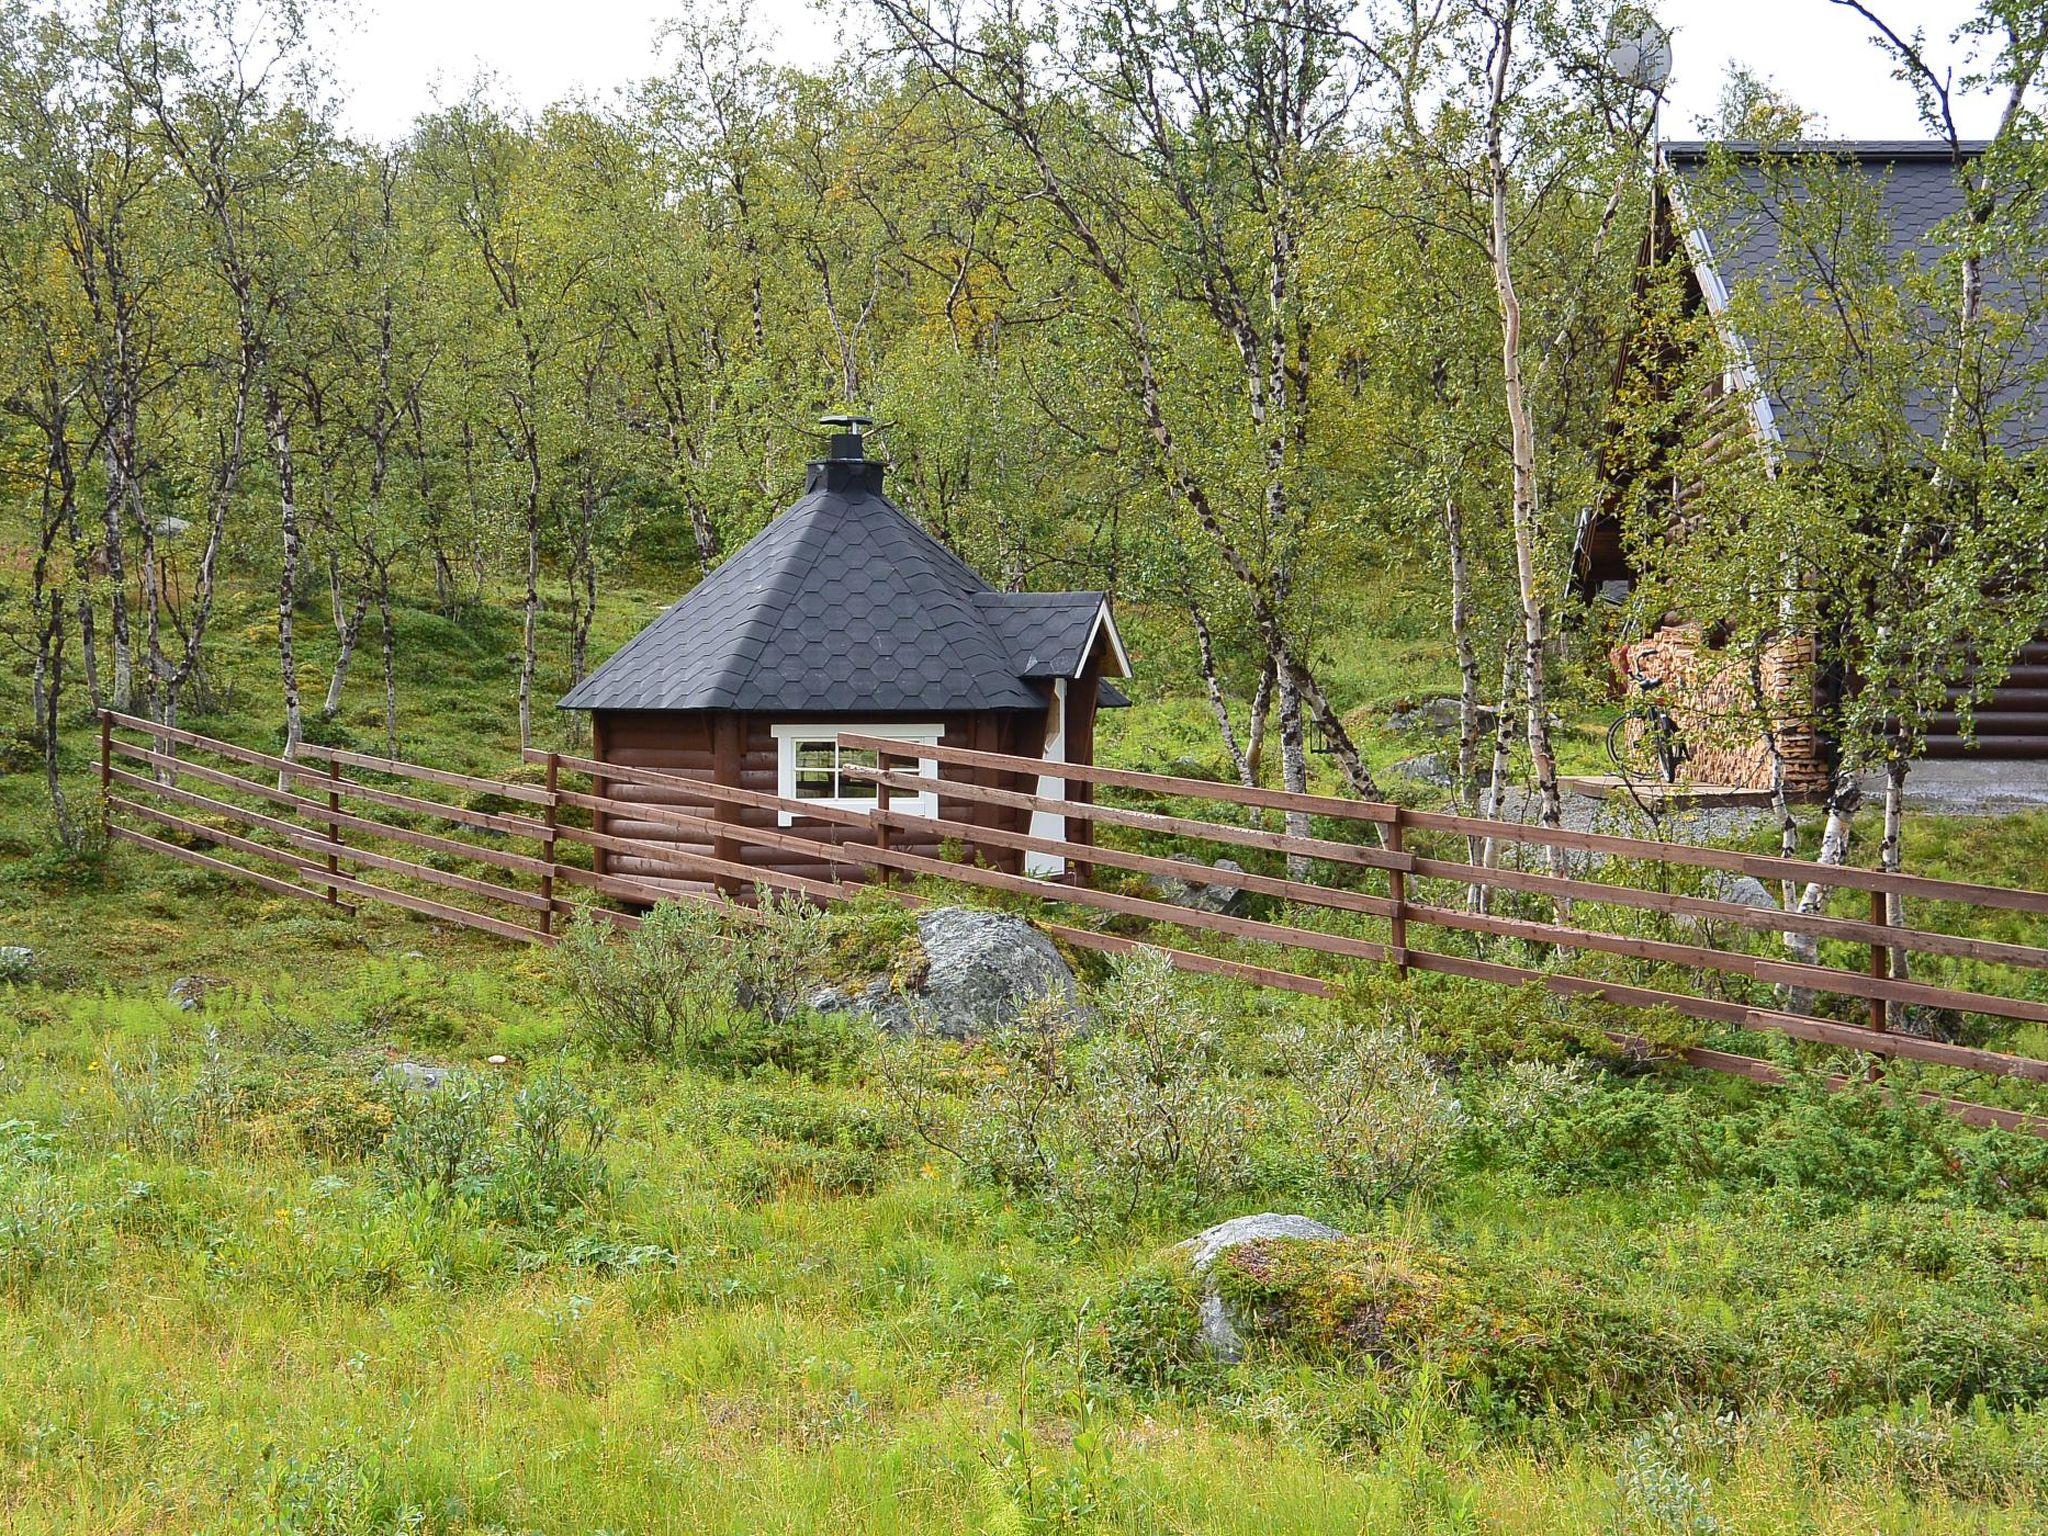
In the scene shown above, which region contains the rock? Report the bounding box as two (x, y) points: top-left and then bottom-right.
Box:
(1711, 874), (1780, 911)
(0, 946), (33, 982)
(167, 975), (226, 1012)
(1386, 697), (1496, 736)
(1175, 1213), (1343, 1362)
(1144, 854), (1248, 916)
(1390, 753), (1495, 793)
(811, 905), (1079, 1038)
(387, 1062), (450, 1092)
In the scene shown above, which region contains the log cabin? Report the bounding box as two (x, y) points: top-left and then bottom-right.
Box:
(1574, 140), (2048, 792)
(558, 418), (1131, 897)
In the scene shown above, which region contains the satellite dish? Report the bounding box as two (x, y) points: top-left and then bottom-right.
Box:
(1605, 10), (1673, 94)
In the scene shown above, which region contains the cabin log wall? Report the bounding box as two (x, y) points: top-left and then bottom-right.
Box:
(589, 708), (1050, 895)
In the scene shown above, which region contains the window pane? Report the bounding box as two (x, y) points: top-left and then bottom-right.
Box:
(792, 739), (836, 800)
(838, 747), (877, 800)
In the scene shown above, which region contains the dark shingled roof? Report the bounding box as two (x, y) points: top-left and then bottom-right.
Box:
(560, 457), (1127, 714)
(1661, 140), (2046, 451)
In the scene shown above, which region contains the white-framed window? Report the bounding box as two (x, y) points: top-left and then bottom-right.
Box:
(770, 722), (942, 826)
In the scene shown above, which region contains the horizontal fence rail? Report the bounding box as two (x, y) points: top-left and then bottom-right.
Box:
(93, 711), (2048, 1138)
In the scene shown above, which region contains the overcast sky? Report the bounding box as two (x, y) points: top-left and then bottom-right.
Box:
(325, 0), (2000, 146)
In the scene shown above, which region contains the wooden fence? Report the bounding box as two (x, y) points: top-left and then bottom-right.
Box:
(97, 710), (2048, 1137)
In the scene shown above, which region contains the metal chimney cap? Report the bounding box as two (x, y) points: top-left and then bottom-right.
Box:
(819, 413), (875, 462)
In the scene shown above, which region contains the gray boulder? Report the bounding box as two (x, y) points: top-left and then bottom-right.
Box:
(1387, 697), (1497, 736)
(0, 946), (33, 982)
(1711, 874), (1780, 911)
(1175, 1213), (1343, 1362)
(812, 906), (1079, 1038)
(387, 1062), (451, 1092)
(1144, 854), (1248, 916)
(1390, 753), (1494, 793)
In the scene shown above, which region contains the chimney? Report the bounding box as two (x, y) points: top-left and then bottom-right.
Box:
(807, 413), (885, 495)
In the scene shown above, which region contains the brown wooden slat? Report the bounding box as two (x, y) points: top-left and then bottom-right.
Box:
(1407, 853), (2048, 973)
(1741, 1008), (2048, 1084)
(106, 711), (305, 778)
(109, 796), (322, 876)
(538, 750), (875, 831)
(835, 731), (1402, 825)
(299, 870), (546, 945)
(279, 829), (551, 913)
(107, 823), (342, 908)
(848, 763), (1411, 876)
(1404, 806), (2048, 915)
(552, 820), (845, 902)
(298, 743), (554, 804)
(1406, 899), (2048, 1029)
(873, 805), (1397, 919)
(556, 790), (873, 876)
(109, 768), (329, 846)
(835, 725), (2048, 914)
(859, 839), (1390, 966)
(549, 894), (643, 931)
(111, 741), (310, 814)
(280, 765), (551, 839)
(114, 753), (550, 877)
(1037, 920), (1340, 997)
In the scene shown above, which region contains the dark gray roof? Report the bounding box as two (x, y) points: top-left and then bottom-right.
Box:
(560, 458), (1126, 714)
(977, 592), (1109, 677)
(1662, 139), (2045, 450)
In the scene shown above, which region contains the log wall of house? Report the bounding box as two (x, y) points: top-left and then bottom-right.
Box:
(591, 707), (1049, 897)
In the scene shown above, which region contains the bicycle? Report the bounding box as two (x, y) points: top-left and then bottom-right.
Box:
(1607, 670), (1690, 784)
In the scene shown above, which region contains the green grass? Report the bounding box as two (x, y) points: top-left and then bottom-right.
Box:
(6, 569), (2048, 1531)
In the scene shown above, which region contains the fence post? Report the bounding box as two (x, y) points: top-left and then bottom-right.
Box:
(98, 710), (111, 837)
(872, 746), (893, 883)
(324, 756), (343, 906)
(1867, 887), (1889, 1076)
(1387, 804), (1408, 979)
(540, 751), (560, 934)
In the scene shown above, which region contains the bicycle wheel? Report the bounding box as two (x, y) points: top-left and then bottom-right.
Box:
(1606, 711), (1669, 782)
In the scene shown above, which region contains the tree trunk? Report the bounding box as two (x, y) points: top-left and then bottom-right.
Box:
(1189, 597), (1255, 787)
(1244, 661), (1274, 785)
(323, 590), (369, 719)
(1446, 494), (1482, 813)
(1275, 660), (1312, 879)
(1474, 638), (1520, 912)
(1295, 664), (1386, 805)
(376, 564), (399, 759)
(101, 432), (133, 711)
(1783, 772), (1861, 1007)
(268, 390), (304, 785)
(519, 431), (541, 750)
(1485, 0), (1563, 844)
(40, 595), (78, 850)
(1881, 748), (1911, 1023)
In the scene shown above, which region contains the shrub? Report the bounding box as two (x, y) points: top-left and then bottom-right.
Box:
(877, 948), (1261, 1217)
(381, 1071), (500, 1196)
(1266, 1007), (1465, 1205)
(497, 1071), (612, 1222)
(1067, 949), (1255, 1209)
(555, 897), (848, 1073)
(555, 903), (730, 1062)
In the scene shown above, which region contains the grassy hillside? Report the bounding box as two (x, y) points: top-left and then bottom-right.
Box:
(5, 577), (2048, 1533)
